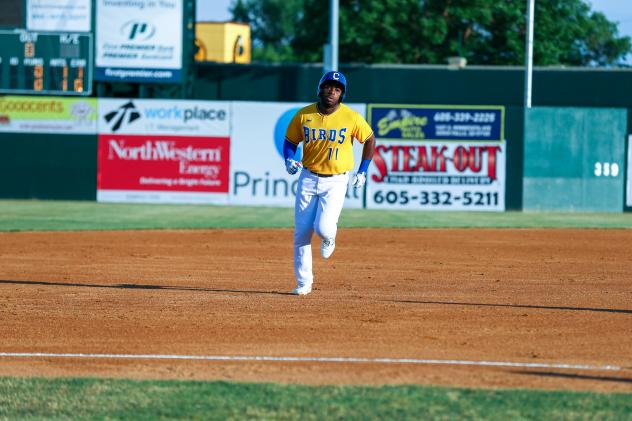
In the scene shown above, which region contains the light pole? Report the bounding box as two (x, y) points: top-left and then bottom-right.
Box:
(324, 0), (339, 72)
(524, 0), (535, 108)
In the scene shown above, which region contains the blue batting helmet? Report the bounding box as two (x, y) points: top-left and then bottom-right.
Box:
(317, 71), (347, 101)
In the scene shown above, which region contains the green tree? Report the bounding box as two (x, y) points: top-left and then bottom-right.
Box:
(229, 0), (304, 61)
(533, 1), (630, 66)
(230, 0), (631, 66)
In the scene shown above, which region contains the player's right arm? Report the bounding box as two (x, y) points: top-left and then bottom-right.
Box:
(283, 140), (302, 175)
(283, 111), (304, 175)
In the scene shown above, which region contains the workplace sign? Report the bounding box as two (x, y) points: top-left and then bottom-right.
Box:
(0, 95), (97, 134)
(368, 104), (504, 141)
(98, 98), (229, 137)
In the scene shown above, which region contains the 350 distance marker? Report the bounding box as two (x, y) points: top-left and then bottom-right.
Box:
(373, 190), (499, 206)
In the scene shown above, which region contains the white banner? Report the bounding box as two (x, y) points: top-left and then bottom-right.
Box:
(230, 102), (366, 208)
(367, 140), (506, 211)
(27, 0), (92, 32)
(98, 98), (229, 136)
(95, 0), (183, 82)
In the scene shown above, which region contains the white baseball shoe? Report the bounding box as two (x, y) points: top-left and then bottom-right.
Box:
(321, 238), (335, 259)
(292, 284), (312, 296)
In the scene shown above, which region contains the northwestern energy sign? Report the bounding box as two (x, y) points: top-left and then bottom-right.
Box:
(95, 0), (183, 82)
(98, 135), (229, 193)
(97, 99), (230, 204)
(367, 104), (506, 211)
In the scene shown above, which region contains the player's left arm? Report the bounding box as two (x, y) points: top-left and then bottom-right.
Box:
(359, 133), (375, 171)
(352, 134), (374, 189)
(352, 115), (375, 189)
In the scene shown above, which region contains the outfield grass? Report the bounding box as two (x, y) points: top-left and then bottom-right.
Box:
(1, 377), (630, 421)
(1, 199), (632, 231)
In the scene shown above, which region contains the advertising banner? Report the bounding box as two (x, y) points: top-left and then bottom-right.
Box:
(0, 95), (97, 134)
(98, 98), (229, 136)
(367, 105), (506, 211)
(97, 98), (230, 204)
(97, 134), (230, 203)
(230, 101), (366, 208)
(27, 0), (92, 32)
(367, 140), (505, 211)
(95, 0), (183, 82)
(368, 104), (504, 141)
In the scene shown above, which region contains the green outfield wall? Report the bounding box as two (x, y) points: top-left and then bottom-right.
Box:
(0, 133), (97, 200)
(523, 107), (627, 212)
(191, 63), (632, 108)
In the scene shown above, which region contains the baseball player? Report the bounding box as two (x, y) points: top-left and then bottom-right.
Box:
(284, 70), (376, 295)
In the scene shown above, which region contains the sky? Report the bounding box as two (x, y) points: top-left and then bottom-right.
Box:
(197, 0), (632, 64)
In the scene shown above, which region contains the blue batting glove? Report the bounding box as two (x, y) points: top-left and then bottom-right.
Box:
(285, 158), (302, 175)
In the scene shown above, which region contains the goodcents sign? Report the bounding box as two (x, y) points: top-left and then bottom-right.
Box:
(0, 96), (97, 134)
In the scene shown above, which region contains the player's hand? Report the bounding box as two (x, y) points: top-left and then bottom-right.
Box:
(352, 172), (366, 189)
(285, 158), (302, 175)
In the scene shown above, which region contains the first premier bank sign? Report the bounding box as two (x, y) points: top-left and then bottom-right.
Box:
(95, 0), (183, 82)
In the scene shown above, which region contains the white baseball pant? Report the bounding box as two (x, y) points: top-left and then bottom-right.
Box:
(294, 169), (349, 288)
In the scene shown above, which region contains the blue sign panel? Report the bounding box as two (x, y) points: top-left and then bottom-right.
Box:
(95, 67), (182, 83)
(368, 105), (504, 141)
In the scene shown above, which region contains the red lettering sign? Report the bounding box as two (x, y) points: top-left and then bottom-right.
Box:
(97, 134), (230, 193)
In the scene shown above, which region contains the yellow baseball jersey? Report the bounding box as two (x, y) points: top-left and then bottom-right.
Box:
(285, 103), (373, 175)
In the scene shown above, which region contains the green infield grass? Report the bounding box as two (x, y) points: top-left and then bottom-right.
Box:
(1, 199), (632, 231)
(1, 377), (630, 421)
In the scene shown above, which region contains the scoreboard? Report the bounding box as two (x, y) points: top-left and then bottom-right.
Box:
(0, 30), (92, 96)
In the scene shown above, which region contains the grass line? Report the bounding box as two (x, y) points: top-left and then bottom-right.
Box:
(0, 377), (630, 420)
(1, 200), (632, 231)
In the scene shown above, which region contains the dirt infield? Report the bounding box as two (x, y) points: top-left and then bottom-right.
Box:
(1, 228), (631, 392)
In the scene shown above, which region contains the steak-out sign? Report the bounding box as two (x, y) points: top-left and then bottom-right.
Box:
(372, 144), (502, 183)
